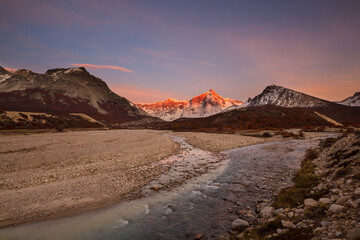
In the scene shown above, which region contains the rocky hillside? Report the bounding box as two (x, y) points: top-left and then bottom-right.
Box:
(338, 92), (360, 107)
(146, 105), (336, 132)
(0, 111), (104, 130)
(233, 132), (360, 240)
(0, 66), (152, 125)
(137, 89), (243, 121)
(247, 85), (339, 108)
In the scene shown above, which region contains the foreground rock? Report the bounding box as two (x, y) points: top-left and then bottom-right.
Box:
(231, 219), (250, 231)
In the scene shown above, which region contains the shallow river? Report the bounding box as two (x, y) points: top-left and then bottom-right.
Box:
(0, 136), (327, 240)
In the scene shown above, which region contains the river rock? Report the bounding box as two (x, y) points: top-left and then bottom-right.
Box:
(347, 228), (360, 240)
(273, 208), (285, 216)
(304, 198), (318, 207)
(336, 195), (351, 205)
(281, 220), (294, 228)
(296, 222), (308, 228)
(195, 233), (203, 239)
(319, 198), (331, 204)
(335, 231), (343, 237)
(329, 204), (345, 213)
(231, 219), (249, 231)
(260, 206), (274, 218)
(354, 188), (360, 196)
(320, 221), (332, 226)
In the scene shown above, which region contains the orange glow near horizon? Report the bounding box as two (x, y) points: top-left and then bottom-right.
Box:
(70, 63), (134, 73)
(109, 84), (190, 103)
(4, 67), (16, 72)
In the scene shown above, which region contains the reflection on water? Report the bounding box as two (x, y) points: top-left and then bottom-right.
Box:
(0, 136), (327, 240)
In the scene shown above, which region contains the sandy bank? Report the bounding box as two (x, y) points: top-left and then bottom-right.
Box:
(0, 129), (179, 227)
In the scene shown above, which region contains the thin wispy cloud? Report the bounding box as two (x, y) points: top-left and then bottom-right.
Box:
(134, 47), (217, 68)
(4, 67), (16, 71)
(70, 63), (134, 73)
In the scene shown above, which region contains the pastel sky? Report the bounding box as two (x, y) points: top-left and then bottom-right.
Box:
(1, 0), (360, 103)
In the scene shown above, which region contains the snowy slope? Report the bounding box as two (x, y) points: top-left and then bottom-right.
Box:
(247, 85), (337, 108)
(337, 92), (360, 107)
(137, 89), (243, 121)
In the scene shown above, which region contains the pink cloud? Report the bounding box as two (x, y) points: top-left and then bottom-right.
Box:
(70, 63), (134, 73)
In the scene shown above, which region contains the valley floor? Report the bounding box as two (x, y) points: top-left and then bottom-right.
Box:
(0, 129), (285, 228)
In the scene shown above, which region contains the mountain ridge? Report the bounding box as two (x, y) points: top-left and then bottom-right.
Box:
(137, 89), (243, 121)
(0, 66), (152, 125)
(246, 84), (339, 108)
(338, 92), (360, 107)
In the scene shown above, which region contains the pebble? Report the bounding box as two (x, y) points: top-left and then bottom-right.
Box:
(354, 188), (360, 195)
(329, 204), (345, 213)
(260, 206), (274, 218)
(336, 195), (351, 205)
(320, 221), (332, 226)
(273, 208), (284, 216)
(195, 233), (203, 239)
(304, 198), (318, 207)
(281, 220), (294, 228)
(231, 219), (250, 231)
(319, 198), (331, 204)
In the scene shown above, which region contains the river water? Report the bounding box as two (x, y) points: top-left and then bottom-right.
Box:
(0, 136), (326, 240)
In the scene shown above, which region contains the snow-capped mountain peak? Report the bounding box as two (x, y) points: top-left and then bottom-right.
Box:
(338, 92), (360, 107)
(137, 89), (243, 121)
(247, 84), (336, 108)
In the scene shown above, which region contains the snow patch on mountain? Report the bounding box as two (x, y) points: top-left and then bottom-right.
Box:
(337, 92), (360, 107)
(247, 85), (335, 108)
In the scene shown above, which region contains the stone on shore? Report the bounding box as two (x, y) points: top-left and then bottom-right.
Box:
(319, 198), (331, 204)
(304, 198), (318, 207)
(260, 207), (274, 218)
(231, 219), (250, 231)
(281, 220), (295, 228)
(328, 204), (345, 213)
(335, 195), (351, 205)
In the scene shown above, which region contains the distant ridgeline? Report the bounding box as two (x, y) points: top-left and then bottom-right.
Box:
(0, 66), (359, 130)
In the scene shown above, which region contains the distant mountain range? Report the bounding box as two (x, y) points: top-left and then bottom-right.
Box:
(0, 66), (152, 125)
(137, 89), (243, 121)
(139, 85), (356, 121)
(1, 65), (359, 128)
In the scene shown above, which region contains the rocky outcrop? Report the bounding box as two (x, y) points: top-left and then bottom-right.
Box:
(230, 132), (360, 239)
